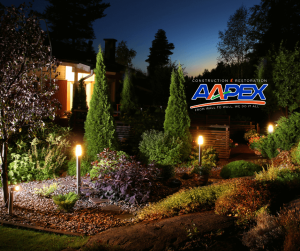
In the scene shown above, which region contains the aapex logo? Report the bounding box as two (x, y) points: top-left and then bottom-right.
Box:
(190, 83), (268, 109)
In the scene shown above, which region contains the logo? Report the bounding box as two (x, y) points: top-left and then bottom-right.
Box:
(190, 83), (268, 109)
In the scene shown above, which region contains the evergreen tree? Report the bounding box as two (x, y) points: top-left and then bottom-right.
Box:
(84, 46), (118, 160)
(39, 0), (110, 62)
(164, 63), (192, 160)
(69, 78), (88, 129)
(120, 68), (138, 115)
(146, 29), (175, 77)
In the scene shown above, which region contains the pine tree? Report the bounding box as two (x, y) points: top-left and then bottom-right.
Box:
(84, 46), (118, 160)
(120, 68), (138, 115)
(69, 78), (88, 129)
(164, 63), (192, 160)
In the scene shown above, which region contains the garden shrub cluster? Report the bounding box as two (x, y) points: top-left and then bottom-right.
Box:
(220, 160), (262, 179)
(255, 112), (300, 159)
(86, 149), (160, 205)
(189, 145), (219, 168)
(88, 148), (129, 179)
(244, 129), (260, 141)
(7, 126), (72, 183)
(139, 129), (183, 166)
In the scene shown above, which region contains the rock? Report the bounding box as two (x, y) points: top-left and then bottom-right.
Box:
(82, 211), (236, 251)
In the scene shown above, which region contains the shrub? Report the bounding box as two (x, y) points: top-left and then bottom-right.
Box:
(84, 47), (119, 160)
(164, 64), (192, 160)
(242, 209), (285, 250)
(139, 129), (183, 165)
(244, 129), (260, 141)
(220, 160), (263, 179)
(136, 179), (237, 221)
(189, 145), (219, 168)
(52, 192), (79, 212)
(256, 112), (300, 159)
(89, 149), (130, 179)
(86, 158), (160, 205)
(290, 141), (300, 165)
(8, 153), (37, 184)
(215, 179), (272, 224)
(34, 183), (58, 198)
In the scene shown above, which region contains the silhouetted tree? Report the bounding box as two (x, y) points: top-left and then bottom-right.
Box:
(0, 3), (60, 206)
(217, 5), (253, 79)
(146, 29), (175, 77)
(40, 0), (110, 62)
(84, 46), (118, 160)
(247, 0), (300, 65)
(115, 40), (137, 68)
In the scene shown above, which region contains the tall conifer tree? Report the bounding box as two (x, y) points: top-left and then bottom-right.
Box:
(120, 68), (138, 115)
(164, 63), (191, 160)
(69, 78), (88, 129)
(84, 46), (118, 160)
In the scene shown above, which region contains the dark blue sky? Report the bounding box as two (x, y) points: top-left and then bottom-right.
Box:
(1, 0), (262, 77)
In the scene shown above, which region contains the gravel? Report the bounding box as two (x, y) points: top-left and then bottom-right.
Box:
(0, 176), (147, 235)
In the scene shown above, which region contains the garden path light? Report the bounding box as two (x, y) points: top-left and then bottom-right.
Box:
(198, 136), (203, 166)
(268, 124), (274, 133)
(8, 185), (19, 215)
(76, 145), (82, 195)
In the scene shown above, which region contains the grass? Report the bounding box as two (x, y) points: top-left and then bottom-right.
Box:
(0, 225), (89, 251)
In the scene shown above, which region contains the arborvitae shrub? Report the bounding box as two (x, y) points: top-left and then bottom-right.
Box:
(120, 68), (138, 115)
(164, 64), (192, 160)
(84, 46), (118, 160)
(220, 160), (263, 179)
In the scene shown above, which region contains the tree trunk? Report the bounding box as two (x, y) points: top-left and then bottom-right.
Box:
(1, 142), (9, 207)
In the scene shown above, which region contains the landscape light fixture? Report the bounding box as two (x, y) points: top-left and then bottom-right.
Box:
(198, 136), (203, 165)
(8, 185), (20, 215)
(76, 145), (82, 195)
(268, 124), (274, 133)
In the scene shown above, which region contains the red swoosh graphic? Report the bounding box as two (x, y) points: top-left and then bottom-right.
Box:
(190, 100), (266, 109)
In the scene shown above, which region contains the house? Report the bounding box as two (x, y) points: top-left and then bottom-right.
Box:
(51, 39), (126, 121)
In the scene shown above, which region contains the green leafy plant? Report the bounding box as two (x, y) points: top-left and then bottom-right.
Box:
(34, 183), (58, 198)
(89, 149), (130, 179)
(220, 160), (263, 179)
(189, 145), (219, 168)
(244, 129), (260, 141)
(139, 129), (183, 165)
(52, 192), (80, 212)
(8, 153), (36, 184)
(290, 141), (300, 165)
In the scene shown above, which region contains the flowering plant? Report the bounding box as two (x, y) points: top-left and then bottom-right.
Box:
(229, 139), (238, 148)
(248, 135), (265, 150)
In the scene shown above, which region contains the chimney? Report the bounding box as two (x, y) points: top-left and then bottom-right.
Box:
(104, 39), (117, 63)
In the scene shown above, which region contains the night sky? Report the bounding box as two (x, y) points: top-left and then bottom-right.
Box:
(1, 0), (262, 77)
